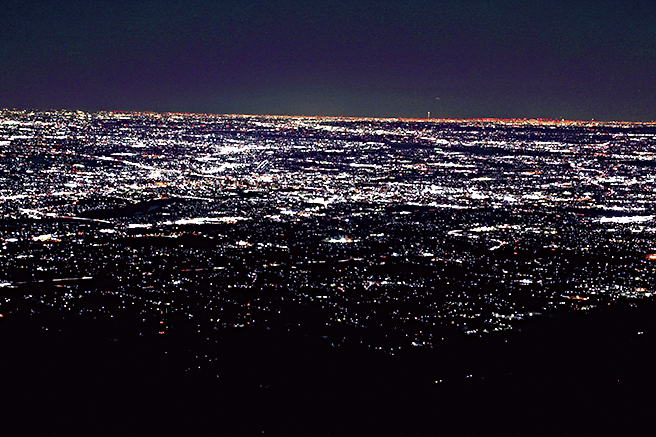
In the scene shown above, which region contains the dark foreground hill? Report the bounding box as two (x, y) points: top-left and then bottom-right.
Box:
(2, 300), (656, 436)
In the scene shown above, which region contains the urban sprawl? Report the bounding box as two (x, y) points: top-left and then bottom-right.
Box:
(2, 109), (656, 373)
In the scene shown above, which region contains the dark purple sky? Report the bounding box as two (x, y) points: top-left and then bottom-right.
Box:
(2, 0), (655, 120)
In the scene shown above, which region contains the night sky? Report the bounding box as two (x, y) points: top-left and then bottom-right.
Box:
(2, 0), (655, 120)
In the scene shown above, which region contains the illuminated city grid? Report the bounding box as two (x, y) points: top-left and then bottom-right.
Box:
(2, 109), (656, 369)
